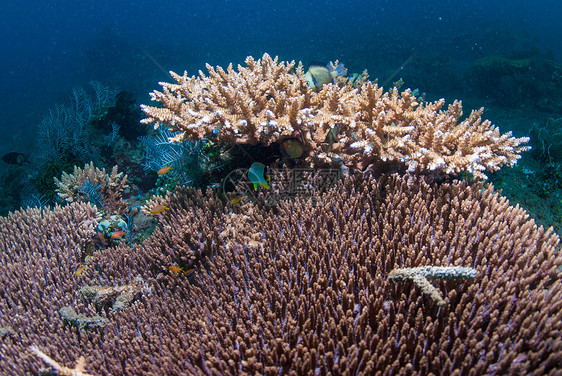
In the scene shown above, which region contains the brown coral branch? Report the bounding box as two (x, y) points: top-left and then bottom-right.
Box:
(1, 174), (561, 375)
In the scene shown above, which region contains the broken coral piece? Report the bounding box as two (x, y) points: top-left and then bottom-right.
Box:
(30, 346), (97, 376)
(80, 278), (144, 312)
(59, 307), (108, 331)
(388, 266), (477, 306)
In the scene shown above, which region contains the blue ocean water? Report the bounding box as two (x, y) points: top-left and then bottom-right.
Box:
(1, 0), (560, 143)
(0, 0), (561, 222)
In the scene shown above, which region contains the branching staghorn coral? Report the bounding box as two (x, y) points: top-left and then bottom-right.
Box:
(54, 162), (128, 214)
(141, 53), (530, 179)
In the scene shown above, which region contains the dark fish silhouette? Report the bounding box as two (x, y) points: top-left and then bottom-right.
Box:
(1, 152), (28, 166)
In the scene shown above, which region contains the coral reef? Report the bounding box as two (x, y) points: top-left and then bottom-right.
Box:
(141, 53), (530, 179)
(1, 174), (560, 375)
(14, 81), (148, 214)
(0, 52), (558, 375)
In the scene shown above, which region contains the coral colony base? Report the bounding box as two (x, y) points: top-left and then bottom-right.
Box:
(1, 54), (560, 375)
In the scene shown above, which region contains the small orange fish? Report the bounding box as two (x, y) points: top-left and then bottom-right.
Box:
(157, 164), (173, 175)
(169, 266), (195, 276)
(73, 265), (87, 277)
(169, 265), (183, 274)
(150, 205), (170, 214)
(111, 231), (126, 239)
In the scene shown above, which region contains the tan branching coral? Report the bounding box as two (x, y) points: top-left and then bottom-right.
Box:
(55, 162), (128, 213)
(141, 53), (530, 178)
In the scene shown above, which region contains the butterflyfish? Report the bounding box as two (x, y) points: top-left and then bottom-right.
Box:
(304, 62), (347, 91)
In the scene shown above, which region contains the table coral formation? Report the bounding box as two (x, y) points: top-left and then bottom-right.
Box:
(1, 174), (560, 375)
(141, 53), (530, 179)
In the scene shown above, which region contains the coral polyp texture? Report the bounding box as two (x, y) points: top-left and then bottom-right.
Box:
(141, 53), (530, 178)
(1, 174), (561, 375)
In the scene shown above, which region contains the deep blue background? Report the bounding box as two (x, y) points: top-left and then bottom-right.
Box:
(1, 0), (561, 152)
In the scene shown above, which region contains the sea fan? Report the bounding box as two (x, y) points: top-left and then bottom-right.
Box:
(76, 180), (103, 208)
(34, 81), (118, 168)
(139, 129), (208, 186)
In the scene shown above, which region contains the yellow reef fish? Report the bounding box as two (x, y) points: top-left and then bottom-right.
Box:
(231, 194), (248, 205)
(149, 205), (170, 214)
(73, 265), (88, 277)
(157, 164), (173, 175)
(169, 265), (183, 274)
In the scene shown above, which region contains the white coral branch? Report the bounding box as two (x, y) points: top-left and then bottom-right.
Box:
(30, 346), (98, 376)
